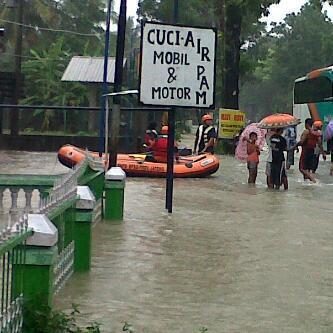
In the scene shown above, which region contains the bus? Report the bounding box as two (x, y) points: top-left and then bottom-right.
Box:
(293, 66), (333, 143)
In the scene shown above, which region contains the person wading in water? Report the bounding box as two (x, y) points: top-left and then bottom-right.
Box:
(194, 114), (217, 155)
(244, 132), (260, 184)
(293, 118), (325, 183)
(283, 125), (297, 170)
(267, 128), (288, 190)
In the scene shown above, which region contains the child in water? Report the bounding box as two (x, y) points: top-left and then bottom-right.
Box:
(244, 132), (260, 184)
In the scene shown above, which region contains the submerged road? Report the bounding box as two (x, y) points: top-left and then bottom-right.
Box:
(57, 149), (333, 332)
(0, 149), (332, 332)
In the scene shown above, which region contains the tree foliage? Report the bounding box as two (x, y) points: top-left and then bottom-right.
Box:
(21, 38), (88, 131)
(1, 0), (332, 132)
(0, 0), (108, 84)
(22, 39), (86, 106)
(240, 1), (333, 120)
(0, 1), (116, 133)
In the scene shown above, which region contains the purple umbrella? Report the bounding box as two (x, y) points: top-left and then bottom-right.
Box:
(235, 123), (267, 162)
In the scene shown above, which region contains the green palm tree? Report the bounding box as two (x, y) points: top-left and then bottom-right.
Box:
(21, 38), (88, 132)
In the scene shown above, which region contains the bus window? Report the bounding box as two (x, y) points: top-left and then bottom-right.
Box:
(294, 76), (333, 104)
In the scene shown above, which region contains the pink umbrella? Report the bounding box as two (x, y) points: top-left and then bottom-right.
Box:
(235, 123), (267, 162)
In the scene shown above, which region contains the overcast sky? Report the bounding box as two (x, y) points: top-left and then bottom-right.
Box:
(112, 0), (333, 26)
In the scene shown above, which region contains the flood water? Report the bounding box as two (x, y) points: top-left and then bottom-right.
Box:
(1, 149), (333, 332)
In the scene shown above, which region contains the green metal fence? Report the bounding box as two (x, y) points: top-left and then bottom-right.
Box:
(0, 215), (32, 333)
(39, 160), (86, 296)
(53, 241), (74, 296)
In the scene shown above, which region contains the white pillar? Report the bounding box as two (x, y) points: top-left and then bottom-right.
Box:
(25, 189), (33, 213)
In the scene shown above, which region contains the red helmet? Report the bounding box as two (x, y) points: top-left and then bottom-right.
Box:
(202, 114), (213, 122)
(161, 126), (168, 134)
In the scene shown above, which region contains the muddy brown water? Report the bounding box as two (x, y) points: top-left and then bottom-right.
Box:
(1, 150), (333, 332)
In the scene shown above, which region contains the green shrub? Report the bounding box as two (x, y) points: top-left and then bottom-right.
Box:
(23, 301), (101, 333)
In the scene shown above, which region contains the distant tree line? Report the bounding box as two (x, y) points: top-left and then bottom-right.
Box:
(0, 0), (139, 132)
(240, 0), (333, 121)
(0, 0), (332, 131)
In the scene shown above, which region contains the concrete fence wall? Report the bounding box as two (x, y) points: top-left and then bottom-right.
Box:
(0, 161), (105, 332)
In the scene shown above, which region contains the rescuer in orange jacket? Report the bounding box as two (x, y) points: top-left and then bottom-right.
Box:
(194, 114), (217, 154)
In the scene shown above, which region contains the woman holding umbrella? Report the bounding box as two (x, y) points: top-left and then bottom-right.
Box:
(235, 123), (266, 184)
(235, 123), (266, 162)
(243, 132), (260, 184)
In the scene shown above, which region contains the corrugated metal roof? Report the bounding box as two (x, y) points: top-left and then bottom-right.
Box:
(61, 56), (127, 84)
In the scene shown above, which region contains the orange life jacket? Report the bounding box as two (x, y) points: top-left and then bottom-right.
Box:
(152, 136), (168, 163)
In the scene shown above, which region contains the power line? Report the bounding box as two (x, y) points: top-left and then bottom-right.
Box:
(0, 18), (103, 38)
(1, 51), (70, 61)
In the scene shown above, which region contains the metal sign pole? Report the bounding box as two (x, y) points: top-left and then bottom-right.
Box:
(165, 0), (179, 213)
(139, 4), (216, 214)
(166, 108), (175, 212)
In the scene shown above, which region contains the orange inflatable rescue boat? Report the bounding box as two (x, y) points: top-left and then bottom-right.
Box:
(58, 145), (219, 178)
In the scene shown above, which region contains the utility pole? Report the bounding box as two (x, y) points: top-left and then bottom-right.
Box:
(0, 28), (5, 134)
(109, 0), (127, 167)
(11, 0), (23, 136)
(99, 0), (113, 157)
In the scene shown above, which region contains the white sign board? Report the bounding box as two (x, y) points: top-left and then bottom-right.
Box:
(139, 22), (216, 108)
